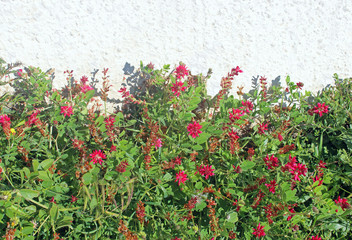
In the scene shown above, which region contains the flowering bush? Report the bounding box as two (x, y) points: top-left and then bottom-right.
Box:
(0, 57), (351, 239)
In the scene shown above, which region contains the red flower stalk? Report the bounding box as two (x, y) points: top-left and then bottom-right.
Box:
(136, 200), (146, 224)
(252, 223), (266, 238)
(278, 144), (296, 154)
(0, 114), (11, 139)
(206, 198), (219, 232)
(116, 160), (129, 173)
(259, 76), (267, 101)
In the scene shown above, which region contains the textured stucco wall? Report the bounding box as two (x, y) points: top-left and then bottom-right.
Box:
(1, 0), (352, 98)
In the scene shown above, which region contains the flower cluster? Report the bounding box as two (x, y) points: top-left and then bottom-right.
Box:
(175, 64), (189, 79)
(334, 196), (351, 211)
(187, 121), (202, 138)
(195, 164), (214, 179)
(175, 170), (188, 186)
(263, 154), (279, 170)
(171, 81), (187, 97)
(282, 155), (307, 182)
(252, 223), (266, 238)
(265, 180), (278, 193)
(60, 105), (73, 117)
(89, 150), (106, 165)
(308, 102), (329, 117)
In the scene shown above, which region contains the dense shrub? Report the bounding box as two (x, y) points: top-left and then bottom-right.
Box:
(0, 58), (351, 239)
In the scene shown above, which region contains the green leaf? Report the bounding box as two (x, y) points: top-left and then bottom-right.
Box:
(82, 172), (92, 185)
(38, 159), (54, 171)
(227, 212), (238, 223)
(240, 161), (256, 171)
(195, 132), (211, 145)
(19, 189), (40, 199)
(163, 173), (172, 181)
(193, 145), (203, 151)
(50, 204), (59, 225)
(285, 189), (297, 202)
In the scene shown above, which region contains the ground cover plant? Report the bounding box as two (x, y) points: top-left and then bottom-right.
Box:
(0, 57), (351, 239)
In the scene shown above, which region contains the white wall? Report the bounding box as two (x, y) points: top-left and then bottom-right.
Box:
(1, 0), (352, 98)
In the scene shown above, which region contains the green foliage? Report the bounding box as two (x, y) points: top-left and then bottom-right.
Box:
(0, 58), (351, 239)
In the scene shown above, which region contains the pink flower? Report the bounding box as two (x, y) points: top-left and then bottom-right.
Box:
(282, 155), (307, 182)
(175, 64), (189, 79)
(153, 138), (163, 149)
(110, 145), (117, 152)
(310, 103), (329, 117)
(171, 238), (182, 240)
(240, 100), (254, 113)
(175, 170), (188, 185)
(80, 75), (88, 84)
(258, 123), (268, 135)
(310, 236), (322, 240)
(0, 114), (11, 128)
(171, 81), (187, 97)
(278, 133), (283, 141)
(104, 116), (115, 128)
(264, 154), (279, 170)
(60, 106), (73, 117)
(265, 180), (278, 193)
(296, 82), (304, 89)
(26, 110), (40, 126)
(174, 156), (182, 165)
(71, 195), (78, 203)
(89, 150), (106, 165)
(187, 121), (202, 138)
(252, 223), (266, 238)
(17, 69), (23, 77)
(232, 66), (243, 75)
(195, 164), (214, 180)
(229, 108), (244, 122)
(334, 196), (351, 211)
(81, 84), (94, 93)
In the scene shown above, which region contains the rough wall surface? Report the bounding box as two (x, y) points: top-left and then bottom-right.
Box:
(1, 0), (352, 98)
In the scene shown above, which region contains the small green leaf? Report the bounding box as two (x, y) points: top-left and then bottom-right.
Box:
(227, 212), (238, 223)
(240, 161), (256, 171)
(38, 159), (54, 171)
(82, 172), (92, 185)
(19, 189), (40, 199)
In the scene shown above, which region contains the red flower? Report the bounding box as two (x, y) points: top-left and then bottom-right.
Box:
(89, 150), (106, 165)
(265, 180), (278, 193)
(252, 223), (266, 238)
(233, 165), (242, 173)
(50, 197), (56, 204)
(296, 82), (304, 89)
(171, 81), (187, 97)
(116, 160), (129, 173)
(152, 138), (163, 149)
(232, 66), (243, 75)
(195, 164), (214, 180)
(110, 144), (117, 152)
(174, 156), (182, 165)
(81, 84), (94, 93)
(334, 196), (351, 211)
(258, 123), (268, 135)
(171, 238), (182, 240)
(71, 195), (77, 203)
(175, 170), (188, 185)
(309, 102), (329, 117)
(17, 69), (23, 77)
(80, 75), (88, 84)
(229, 108), (244, 122)
(175, 64), (189, 79)
(60, 106), (73, 117)
(240, 100), (253, 113)
(310, 236), (322, 240)
(104, 116), (115, 128)
(278, 133), (283, 141)
(187, 121), (202, 138)
(263, 154), (279, 170)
